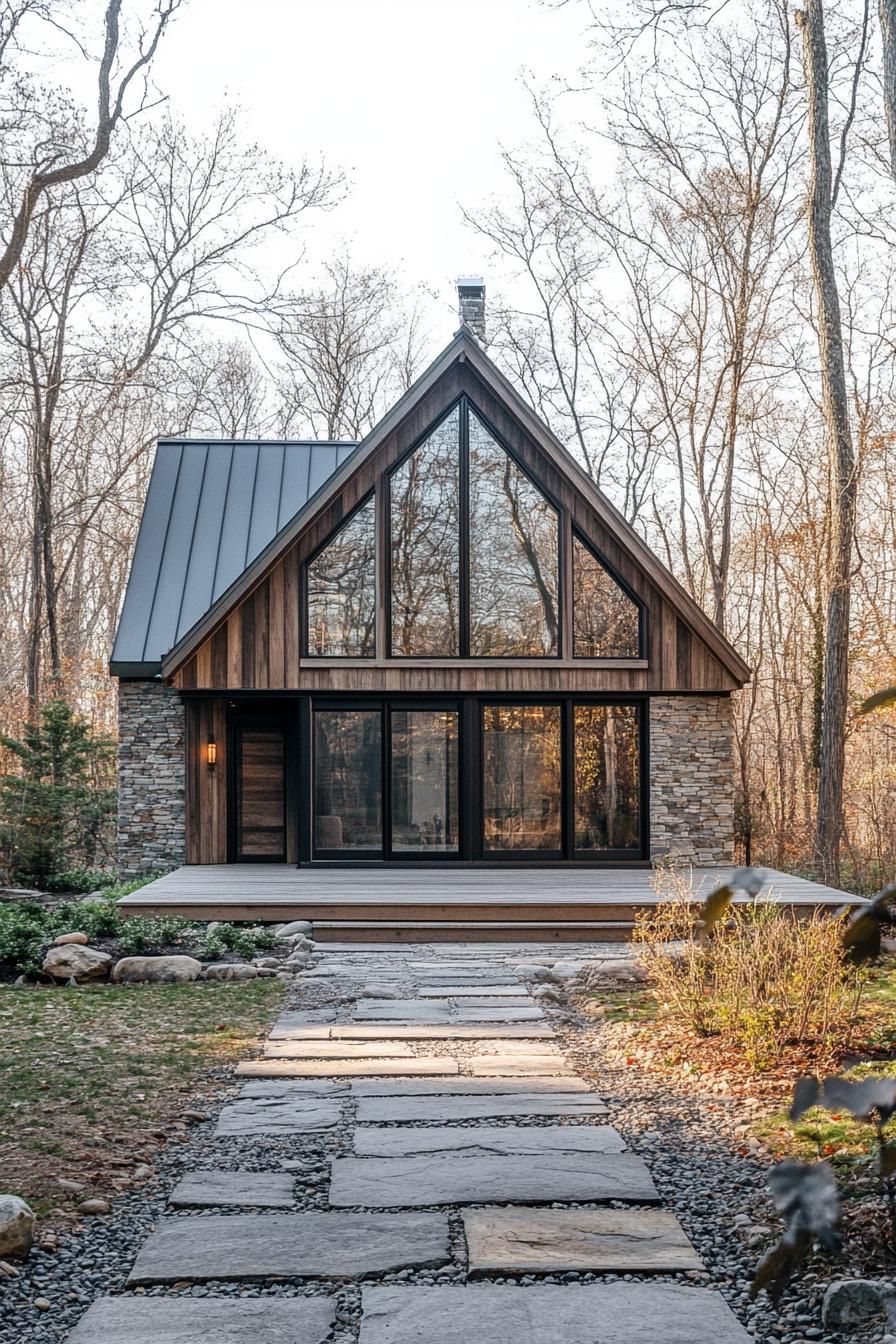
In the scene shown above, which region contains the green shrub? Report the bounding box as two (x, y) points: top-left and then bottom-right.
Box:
(196, 923), (277, 961)
(44, 868), (118, 894)
(53, 897), (122, 941)
(0, 903), (51, 973)
(118, 915), (192, 956)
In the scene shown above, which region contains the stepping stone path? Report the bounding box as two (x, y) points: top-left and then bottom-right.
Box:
(66, 944), (751, 1344)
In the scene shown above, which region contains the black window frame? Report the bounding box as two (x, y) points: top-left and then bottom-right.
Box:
(571, 528), (646, 661)
(302, 490), (378, 660)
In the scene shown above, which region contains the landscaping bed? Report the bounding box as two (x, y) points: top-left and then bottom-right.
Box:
(0, 978), (285, 1224)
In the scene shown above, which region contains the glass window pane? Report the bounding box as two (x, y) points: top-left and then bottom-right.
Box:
(391, 407), (461, 655)
(574, 704), (640, 852)
(307, 496), (376, 657)
(573, 537), (640, 657)
(391, 710), (459, 852)
(482, 705), (561, 851)
(469, 412), (559, 656)
(313, 709), (382, 852)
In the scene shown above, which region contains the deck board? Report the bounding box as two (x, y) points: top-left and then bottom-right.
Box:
(119, 865), (857, 917)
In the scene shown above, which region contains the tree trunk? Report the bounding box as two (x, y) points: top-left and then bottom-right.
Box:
(797, 0), (858, 885)
(883, 0), (896, 180)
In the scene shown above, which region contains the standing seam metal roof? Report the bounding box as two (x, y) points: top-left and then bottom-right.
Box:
(110, 438), (357, 676)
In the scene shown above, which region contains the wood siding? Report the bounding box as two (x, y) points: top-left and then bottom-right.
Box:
(184, 698), (227, 863)
(172, 362), (738, 696)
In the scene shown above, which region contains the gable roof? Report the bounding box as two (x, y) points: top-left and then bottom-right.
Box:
(110, 438), (356, 676)
(116, 328), (749, 687)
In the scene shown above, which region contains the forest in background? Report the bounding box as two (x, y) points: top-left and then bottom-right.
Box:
(0, 0), (894, 892)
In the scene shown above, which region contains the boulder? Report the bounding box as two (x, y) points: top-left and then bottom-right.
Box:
(0, 1195), (34, 1259)
(53, 931), (89, 947)
(76, 1198), (111, 1216)
(112, 955), (202, 984)
(822, 1279), (891, 1329)
(252, 957), (282, 969)
(275, 920), (313, 939)
(42, 945), (112, 983)
(284, 950), (313, 970)
(201, 962), (258, 982)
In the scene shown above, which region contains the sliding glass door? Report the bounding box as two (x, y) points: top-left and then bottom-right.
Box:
(310, 697), (643, 862)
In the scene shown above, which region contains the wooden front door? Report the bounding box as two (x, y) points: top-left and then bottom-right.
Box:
(234, 725), (286, 862)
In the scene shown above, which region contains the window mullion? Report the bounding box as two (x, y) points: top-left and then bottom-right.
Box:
(459, 397), (471, 658)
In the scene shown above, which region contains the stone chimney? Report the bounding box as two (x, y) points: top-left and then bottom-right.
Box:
(457, 276), (486, 345)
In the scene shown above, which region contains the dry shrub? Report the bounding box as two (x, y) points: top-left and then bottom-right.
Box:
(633, 865), (865, 1070)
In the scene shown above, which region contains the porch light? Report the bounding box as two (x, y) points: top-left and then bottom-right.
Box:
(206, 738), (217, 770)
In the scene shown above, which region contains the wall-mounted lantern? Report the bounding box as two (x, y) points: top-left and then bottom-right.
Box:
(206, 737), (217, 771)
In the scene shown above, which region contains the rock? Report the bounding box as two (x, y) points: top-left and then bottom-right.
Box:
(131, 1165), (154, 1182)
(168, 1170), (295, 1208)
(34, 1297), (50, 1310)
(76, 1197), (111, 1215)
(275, 971), (295, 982)
(42, 945), (112, 983)
(353, 1124), (626, 1158)
(276, 922), (313, 940)
(52, 931), (89, 946)
(57, 1178), (86, 1193)
(0, 1195), (34, 1259)
(200, 962), (258, 982)
(532, 984), (564, 1002)
(252, 957), (282, 969)
(822, 1279), (891, 1329)
(112, 955), (202, 984)
(463, 1207), (702, 1273)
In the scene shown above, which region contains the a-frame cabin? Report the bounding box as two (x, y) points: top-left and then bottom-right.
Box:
(111, 287), (749, 896)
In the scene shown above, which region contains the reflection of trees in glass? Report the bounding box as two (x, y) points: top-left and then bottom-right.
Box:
(390, 409), (460, 655)
(391, 710), (459, 851)
(307, 496), (376, 656)
(574, 704), (640, 851)
(483, 705), (561, 850)
(469, 413), (558, 655)
(573, 537), (640, 657)
(313, 710), (382, 850)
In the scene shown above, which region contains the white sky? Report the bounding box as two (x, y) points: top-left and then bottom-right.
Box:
(148, 0), (592, 336)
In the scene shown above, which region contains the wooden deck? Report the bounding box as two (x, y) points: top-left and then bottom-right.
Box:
(118, 865), (859, 941)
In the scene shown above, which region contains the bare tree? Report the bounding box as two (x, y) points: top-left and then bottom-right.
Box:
(883, 0), (896, 177)
(0, 0), (182, 290)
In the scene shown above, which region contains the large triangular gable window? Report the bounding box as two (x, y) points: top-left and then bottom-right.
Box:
(305, 396), (642, 660)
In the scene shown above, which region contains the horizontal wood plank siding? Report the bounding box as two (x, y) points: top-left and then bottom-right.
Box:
(171, 361), (739, 695)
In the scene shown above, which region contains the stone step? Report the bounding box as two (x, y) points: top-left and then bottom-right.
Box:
(467, 1054), (575, 1077)
(214, 1095), (343, 1136)
(328, 1152), (658, 1208)
(65, 1296), (335, 1343)
(416, 984), (528, 997)
(349, 1077), (591, 1095)
(356, 1091), (608, 1124)
(352, 998), (544, 1023)
(352, 1124), (626, 1158)
(463, 1207), (703, 1273)
(269, 1021), (556, 1041)
(236, 1056), (460, 1079)
(357, 1284), (751, 1344)
(168, 1170), (296, 1208)
(126, 1212), (451, 1285)
(263, 1041), (416, 1059)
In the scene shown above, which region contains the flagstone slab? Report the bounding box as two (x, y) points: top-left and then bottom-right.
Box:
(65, 1294), (336, 1343)
(127, 1212), (451, 1284)
(414, 973), (522, 985)
(358, 1284), (752, 1344)
(454, 1005), (544, 1022)
(417, 985), (527, 997)
(463, 1207), (703, 1273)
(468, 1054), (574, 1077)
(350, 1077), (590, 1096)
(356, 1092), (607, 1124)
(353, 1124), (626, 1158)
(353, 1000), (453, 1023)
(214, 1097), (342, 1136)
(264, 1041), (416, 1059)
(239, 1079), (350, 1098)
(273, 1023), (555, 1041)
(168, 1170), (296, 1208)
(236, 1056), (459, 1079)
(328, 1152), (656, 1207)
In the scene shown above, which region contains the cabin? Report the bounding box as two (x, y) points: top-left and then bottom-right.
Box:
(110, 281), (750, 897)
(114, 282), (858, 937)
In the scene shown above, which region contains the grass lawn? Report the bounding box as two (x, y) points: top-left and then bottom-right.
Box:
(0, 979), (285, 1220)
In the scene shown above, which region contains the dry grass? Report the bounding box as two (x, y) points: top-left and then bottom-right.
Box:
(0, 979), (285, 1221)
(632, 866), (864, 1070)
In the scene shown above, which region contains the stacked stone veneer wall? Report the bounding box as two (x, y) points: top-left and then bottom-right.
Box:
(649, 695), (735, 865)
(117, 680), (185, 875)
